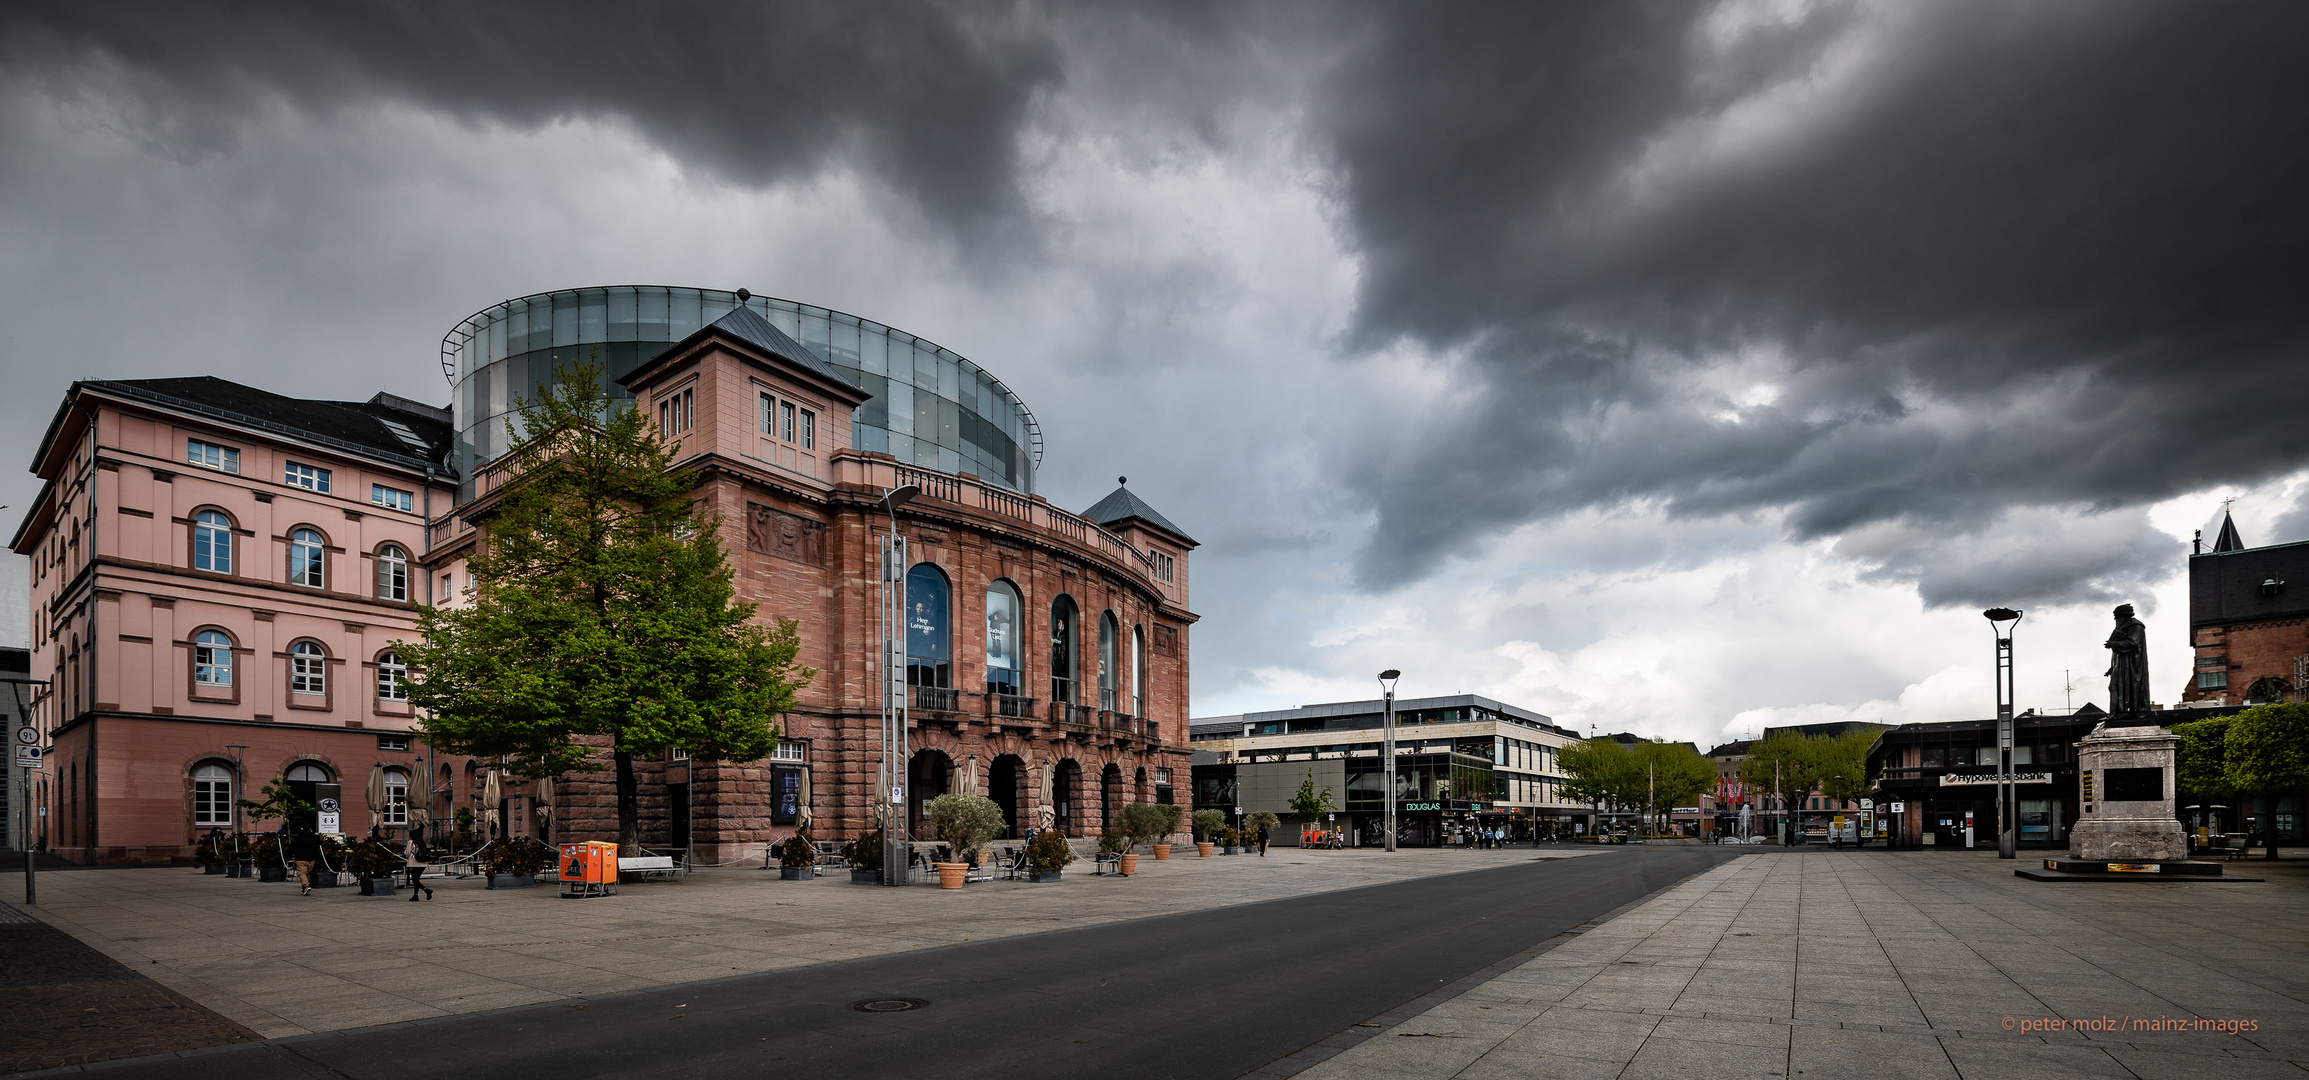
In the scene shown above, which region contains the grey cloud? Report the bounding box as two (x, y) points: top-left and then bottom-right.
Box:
(0, 0), (1064, 242)
(1317, 1), (2309, 599)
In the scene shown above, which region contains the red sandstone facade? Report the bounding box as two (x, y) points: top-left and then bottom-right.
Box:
(423, 314), (1197, 862)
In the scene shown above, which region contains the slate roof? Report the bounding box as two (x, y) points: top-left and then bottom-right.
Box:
(95, 376), (455, 473)
(2189, 535), (2309, 627)
(702, 305), (858, 389)
(1082, 482), (1196, 546)
(2212, 511), (2246, 553)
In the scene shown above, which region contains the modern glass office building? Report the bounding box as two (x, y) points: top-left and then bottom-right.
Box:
(439, 286), (1042, 499)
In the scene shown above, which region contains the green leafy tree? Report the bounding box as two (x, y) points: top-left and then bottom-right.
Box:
(2173, 716), (2238, 803)
(237, 776), (313, 827)
(1190, 808), (1226, 842)
(1813, 728), (1882, 805)
(927, 794), (1005, 859)
(1117, 801), (1176, 852)
(2224, 702), (2309, 860)
(1738, 731), (1821, 841)
(400, 360), (815, 854)
(1557, 739), (1642, 825)
(1288, 769), (1338, 820)
(1628, 741), (1716, 834)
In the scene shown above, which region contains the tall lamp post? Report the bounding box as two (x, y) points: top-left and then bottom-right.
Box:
(1379, 669), (1400, 852)
(879, 484), (920, 886)
(1984, 607), (2022, 860)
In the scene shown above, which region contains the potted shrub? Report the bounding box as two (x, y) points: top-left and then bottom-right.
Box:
(250, 833), (290, 882)
(927, 794), (1004, 889)
(1117, 802), (1174, 873)
(1151, 803), (1184, 859)
(480, 838), (545, 889)
(1246, 811), (1281, 854)
(1024, 827), (1075, 882)
(1222, 826), (1243, 855)
(194, 834), (225, 874)
(843, 829), (885, 884)
(347, 836), (402, 896)
(308, 835), (348, 888)
(779, 831), (816, 880)
(1191, 809), (1225, 857)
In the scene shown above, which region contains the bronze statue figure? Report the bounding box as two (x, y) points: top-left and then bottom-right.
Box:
(2103, 603), (2150, 717)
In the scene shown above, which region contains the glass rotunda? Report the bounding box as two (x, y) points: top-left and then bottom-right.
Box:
(440, 287), (1042, 499)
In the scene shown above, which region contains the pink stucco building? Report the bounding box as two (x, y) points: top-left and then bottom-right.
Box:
(9, 378), (459, 864)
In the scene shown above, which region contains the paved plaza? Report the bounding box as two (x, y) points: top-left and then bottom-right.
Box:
(1281, 850), (2309, 1080)
(13, 845), (1600, 1042)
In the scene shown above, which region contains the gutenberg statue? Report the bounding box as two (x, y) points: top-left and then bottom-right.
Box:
(2103, 603), (2150, 717)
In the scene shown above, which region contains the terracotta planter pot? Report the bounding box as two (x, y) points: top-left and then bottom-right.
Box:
(1118, 853), (1139, 876)
(1152, 844), (1171, 861)
(1196, 842), (1213, 857)
(936, 862), (968, 890)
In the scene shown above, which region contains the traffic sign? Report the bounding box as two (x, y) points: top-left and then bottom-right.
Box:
(15, 726), (38, 745)
(13, 745), (40, 770)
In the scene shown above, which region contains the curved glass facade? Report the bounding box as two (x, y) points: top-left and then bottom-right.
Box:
(439, 286), (1042, 497)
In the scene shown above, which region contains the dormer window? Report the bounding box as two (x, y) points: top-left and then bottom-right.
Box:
(658, 386), (695, 437)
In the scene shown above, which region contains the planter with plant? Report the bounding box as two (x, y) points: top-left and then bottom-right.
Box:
(479, 838), (546, 888)
(1221, 826), (1241, 854)
(346, 836), (403, 895)
(1097, 826), (1129, 874)
(1152, 802), (1184, 859)
(193, 835), (224, 874)
(247, 833), (289, 882)
(1024, 827), (1075, 882)
(1191, 809), (1225, 857)
(778, 830), (816, 880)
(843, 829), (884, 884)
(927, 794), (1004, 889)
(1117, 802), (1175, 874)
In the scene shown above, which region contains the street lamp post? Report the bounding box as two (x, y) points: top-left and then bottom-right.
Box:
(1984, 607), (2023, 860)
(879, 484), (920, 886)
(1379, 670), (1400, 852)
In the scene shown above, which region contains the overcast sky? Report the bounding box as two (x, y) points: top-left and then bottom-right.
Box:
(3, 1), (2304, 741)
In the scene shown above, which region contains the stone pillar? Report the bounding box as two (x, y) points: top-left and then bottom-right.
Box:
(2070, 723), (2188, 861)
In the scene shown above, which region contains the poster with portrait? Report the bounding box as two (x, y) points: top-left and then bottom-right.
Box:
(985, 585), (1018, 672)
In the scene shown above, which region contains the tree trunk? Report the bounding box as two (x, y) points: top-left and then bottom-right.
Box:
(614, 747), (640, 856)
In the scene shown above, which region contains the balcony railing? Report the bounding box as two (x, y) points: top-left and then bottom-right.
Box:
(987, 692), (1038, 719)
(910, 685), (961, 714)
(855, 457), (1177, 602)
(1049, 701), (1095, 728)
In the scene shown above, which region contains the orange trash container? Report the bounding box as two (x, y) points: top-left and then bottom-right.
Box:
(559, 841), (618, 898)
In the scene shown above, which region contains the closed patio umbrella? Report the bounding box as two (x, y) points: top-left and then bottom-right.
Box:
(1037, 762), (1056, 829)
(482, 769), (502, 838)
(796, 767), (812, 834)
(365, 766), (389, 833)
(532, 776), (553, 842)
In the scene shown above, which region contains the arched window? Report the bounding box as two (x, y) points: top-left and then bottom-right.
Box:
(193, 762), (233, 827)
(1097, 612), (1119, 711)
(1049, 596), (1078, 704)
(375, 545), (409, 602)
(193, 510), (233, 573)
(289, 528), (325, 588)
(985, 580), (1022, 698)
(377, 650), (408, 701)
(290, 641), (327, 695)
(286, 762), (333, 783)
(1132, 626), (1147, 717)
(382, 767), (410, 826)
(193, 629), (233, 688)
(904, 563), (951, 688)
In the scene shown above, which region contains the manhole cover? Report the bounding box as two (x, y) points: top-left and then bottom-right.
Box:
(848, 998), (928, 1013)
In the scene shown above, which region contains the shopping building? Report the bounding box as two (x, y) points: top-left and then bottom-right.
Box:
(13, 286), (1197, 865)
(1188, 695), (1583, 846)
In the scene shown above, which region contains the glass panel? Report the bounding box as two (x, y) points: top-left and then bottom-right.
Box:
(607, 286), (638, 342)
(939, 355), (959, 400)
(935, 445), (958, 471)
(701, 290), (734, 324)
(505, 299), (531, 355)
(888, 432), (914, 462)
(578, 288), (606, 341)
(985, 584), (1019, 672)
(918, 439), (942, 467)
(667, 288), (702, 339)
(862, 328), (888, 375)
(799, 311), (830, 353)
(886, 380), (913, 436)
(859, 425), (888, 454)
(552, 292), (578, 346)
(915, 390), (935, 446)
(938, 397), (958, 450)
(638, 287), (669, 340)
(767, 299), (800, 338)
(830, 317), (860, 365)
(914, 343), (939, 389)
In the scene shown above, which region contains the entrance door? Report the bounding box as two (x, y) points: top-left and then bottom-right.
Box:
(285, 763), (333, 833)
(669, 783), (691, 853)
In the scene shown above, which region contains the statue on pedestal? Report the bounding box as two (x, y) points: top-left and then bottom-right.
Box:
(2103, 603), (2150, 719)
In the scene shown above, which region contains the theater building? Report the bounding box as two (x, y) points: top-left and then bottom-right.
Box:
(14, 287), (1197, 865)
(426, 287), (1197, 860)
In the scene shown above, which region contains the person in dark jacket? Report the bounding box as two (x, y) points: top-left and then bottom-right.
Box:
(403, 835), (434, 901)
(1256, 823), (1271, 856)
(287, 828), (323, 896)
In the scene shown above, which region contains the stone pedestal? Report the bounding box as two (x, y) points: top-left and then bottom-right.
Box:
(2070, 723), (2189, 862)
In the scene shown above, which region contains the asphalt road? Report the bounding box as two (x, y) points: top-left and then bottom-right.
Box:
(100, 847), (1746, 1080)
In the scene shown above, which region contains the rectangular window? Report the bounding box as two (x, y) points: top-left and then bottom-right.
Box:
(758, 392), (774, 435)
(383, 775), (409, 826)
(781, 401), (796, 442)
(194, 777), (232, 826)
(1154, 552), (1175, 582)
(2198, 670), (2230, 689)
(376, 734), (410, 752)
(284, 462), (331, 492)
(660, 386), (695, 437)
(440, 574), (453, 603)
(370, 484), (414, 512)
(377, 658), (408, 702)
(800, 409), (815, 450)
(770, 742), (805, 762)
(187, 439), (240, 473)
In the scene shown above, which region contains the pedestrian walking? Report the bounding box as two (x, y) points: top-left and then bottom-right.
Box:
(403, 834), (435, 901)
(1256, 822), (1270, 856)
(288, 827), (322, 896)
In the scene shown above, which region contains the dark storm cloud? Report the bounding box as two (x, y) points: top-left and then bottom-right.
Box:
(0, 0), (1062, 240)
(1319, 1), (2309, 606)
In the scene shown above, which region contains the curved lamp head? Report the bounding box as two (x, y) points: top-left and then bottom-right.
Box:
(883, 484), (920, 512)
(1982, 607), (2022, 642)
(1378, 669), (1401, 681)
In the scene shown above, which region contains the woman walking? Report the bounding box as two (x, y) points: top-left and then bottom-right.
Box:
(403, 834), (435, 901)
